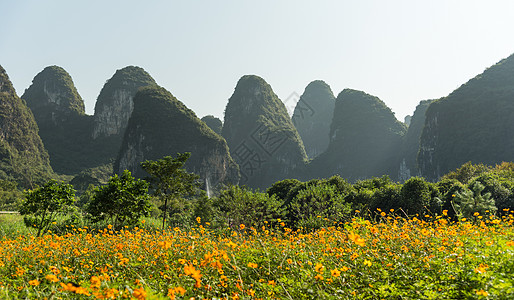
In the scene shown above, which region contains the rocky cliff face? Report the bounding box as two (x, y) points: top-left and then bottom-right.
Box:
(0, 65), (54, 187)
(399, 99), (433, 181)
(222, 75), (307, 189)
(92, 66), (156, 139)
(309, 89), (406, 182)
(115, 86), (239, 187)
(419, 53), (514, 181)
(21, 66), (97, 174)
(22, 66), (85, 125)
(292, 80), (335, 159)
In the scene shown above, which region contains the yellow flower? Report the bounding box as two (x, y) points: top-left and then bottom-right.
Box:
(28, 279), (40, 286)
(247, 262), (258, 268)
(363, 260), (372, 267)
(476, 289), (489, 296)
(314, 263), (324, 273)
(239, 224), (245, 230)
(331, 268), (341, 277)
(196, 217), (201, 223)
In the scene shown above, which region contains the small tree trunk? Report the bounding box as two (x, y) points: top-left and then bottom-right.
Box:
(162, 197), (168, 231)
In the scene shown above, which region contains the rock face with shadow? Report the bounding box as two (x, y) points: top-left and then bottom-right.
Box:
(419, 53), (514, 181)
(291, 80), (335, 159)
(222, 75), (307, 189)
(115, 85), (239, 187)
(309, 89), (406, 182)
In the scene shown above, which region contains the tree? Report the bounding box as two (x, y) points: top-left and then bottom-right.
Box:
(19, 180), (75, 237)
(453, 181), (497, 220)
(141, 153), (199, 230)
(86, 170), (151, 229)
(214, 185), (284, 228)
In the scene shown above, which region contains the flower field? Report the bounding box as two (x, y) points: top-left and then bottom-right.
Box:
(1, 211), (514, 299)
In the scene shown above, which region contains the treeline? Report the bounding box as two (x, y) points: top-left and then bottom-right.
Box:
(5, 156), (514, 235)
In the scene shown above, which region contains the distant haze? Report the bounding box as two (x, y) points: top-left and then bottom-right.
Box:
(2, 0), (514, 121)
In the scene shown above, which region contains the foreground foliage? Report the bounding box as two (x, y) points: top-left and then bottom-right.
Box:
(1, 211), (513, 299)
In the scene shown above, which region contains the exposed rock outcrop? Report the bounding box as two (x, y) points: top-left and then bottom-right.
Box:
(92, 66), (156, 139)
(0, 65), (54, 187)
(309, 89), (406, 182)
(399, 100), (433, 181)
(291, 80), (335, 159)
(419, 53), (514, 181)
(222, 75), (307, 189)
(115, 86), (239, 187)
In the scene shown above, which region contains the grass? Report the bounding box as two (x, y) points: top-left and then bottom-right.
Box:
(0, 210), (513, 299)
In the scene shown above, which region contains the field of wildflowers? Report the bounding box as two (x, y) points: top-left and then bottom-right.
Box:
(1, 210), (514, 299)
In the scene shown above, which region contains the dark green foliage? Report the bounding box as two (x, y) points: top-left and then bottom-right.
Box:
(201, 115), (223, 135)
(440, 162), (490, 184)
(70, 163), (113, 194)
(400, 100), (433, 179)
(222, 75), (307, 189)
(310, 89), (406, 182)
(21, 65), (85, 124)
(266, 178), (302, 201)
(0, 179), (23, 211)
(400, 177), (435, 215)
(212, 185), (284, 228)
(0, 65), (55, 188)
(287, 184), (352, 230)
(292, 80), (335, 158)
(116, 85), (239, 187)
(86, 170), (151, 229)
(141, 153), (200, 229)
(419, 53), (514, 180)
(19, 180), (75, 236)
(453, 181), (497, 219)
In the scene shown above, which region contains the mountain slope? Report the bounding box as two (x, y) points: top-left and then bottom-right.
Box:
(419, 53), (514, 181)
(115, 86), (239, 186)
(222, 75), (307, 189)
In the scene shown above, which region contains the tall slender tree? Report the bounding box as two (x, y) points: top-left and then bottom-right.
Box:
(141, 153), (199, 230)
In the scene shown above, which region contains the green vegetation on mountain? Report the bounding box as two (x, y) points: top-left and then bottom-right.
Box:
(222, 75), (307, 189)
(419, 53), (514, 181)
(400, 99), (433, 180)
(309, 89), (406, 182)
(115, 85), (239, 187)
(292, 80), (335, 158)
(201, 115), (222, 135)
(0, 65), (54, 188)
(92, 66), (157, 139)
(21, 66), (109, 174)
(21, 65), (85, 125)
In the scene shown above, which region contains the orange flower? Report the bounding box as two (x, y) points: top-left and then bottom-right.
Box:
(28, 279), (40, 286)
(133, 287), (147, 300)
(247, 262), (258, 268)
(45, 274), (59, 283)
(239, 224), (245, 230)
(331, 268), (341, 277)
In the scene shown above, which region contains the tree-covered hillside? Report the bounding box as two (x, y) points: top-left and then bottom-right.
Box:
(115, 85), (239, 187)
(222, 75), (307, 189)
(292, 80), (335, 159)
(309, 89), (406, 182)
(0, 65), (54, 188)
(419, 53), (514, 181)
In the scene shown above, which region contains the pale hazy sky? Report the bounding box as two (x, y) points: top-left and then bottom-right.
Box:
(2, 0), (514, 122)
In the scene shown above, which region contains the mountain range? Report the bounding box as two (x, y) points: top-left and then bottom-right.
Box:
(2, 52), (514, 190)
